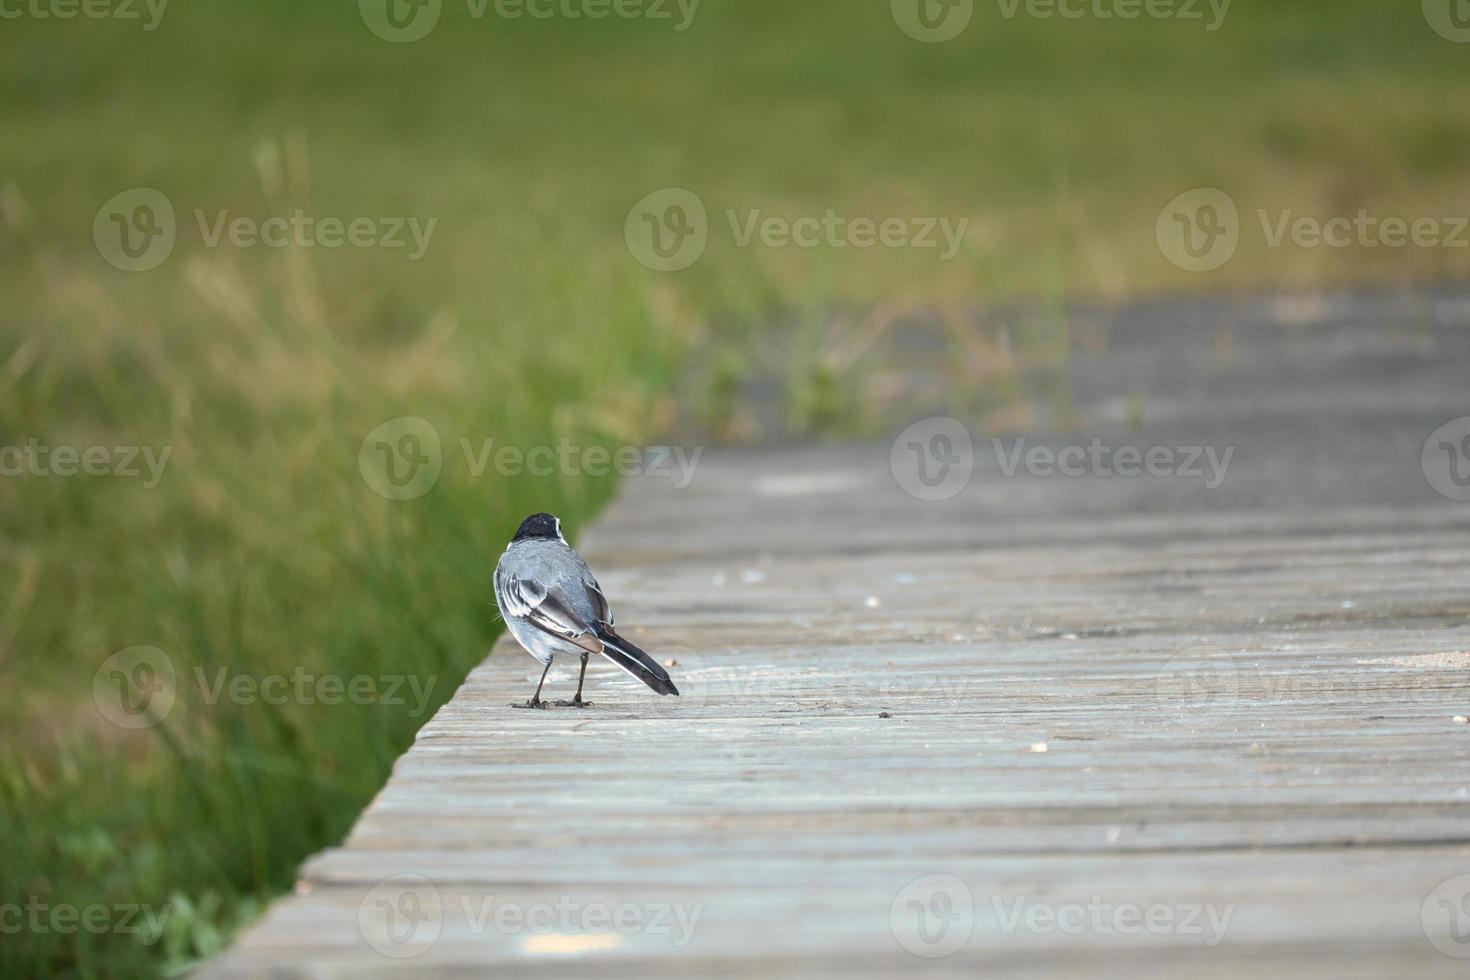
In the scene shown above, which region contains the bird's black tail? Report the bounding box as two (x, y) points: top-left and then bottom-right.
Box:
(595, 625), (679, 696)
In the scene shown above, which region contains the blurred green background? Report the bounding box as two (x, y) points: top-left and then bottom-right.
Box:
(2, 1), (1467, 975)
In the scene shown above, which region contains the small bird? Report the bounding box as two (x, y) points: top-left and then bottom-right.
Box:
(494, 512), (679, 709)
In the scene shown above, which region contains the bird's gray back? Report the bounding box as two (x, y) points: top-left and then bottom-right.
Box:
(497, 538), (604, 624)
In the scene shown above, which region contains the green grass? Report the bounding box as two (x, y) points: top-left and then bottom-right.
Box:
(2, 1), (1468, 975)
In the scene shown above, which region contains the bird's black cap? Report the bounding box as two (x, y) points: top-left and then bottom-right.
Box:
(513, 513), (562, 542)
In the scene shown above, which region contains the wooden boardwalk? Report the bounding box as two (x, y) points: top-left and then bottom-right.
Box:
(206, 294), (1470, 977)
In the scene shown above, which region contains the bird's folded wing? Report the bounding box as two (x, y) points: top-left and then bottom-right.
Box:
(497, 571), (604, 655)
(583, 574), (612, 626)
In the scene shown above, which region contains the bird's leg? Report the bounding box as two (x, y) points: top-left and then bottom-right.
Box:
(512, 660), (552, 709)
(556, 653), (593, 708)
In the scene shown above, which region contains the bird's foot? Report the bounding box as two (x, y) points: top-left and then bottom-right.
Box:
(553, 698), (593, 709)
(511, 698), (549, 710)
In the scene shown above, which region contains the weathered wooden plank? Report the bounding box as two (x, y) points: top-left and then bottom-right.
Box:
(211, 848), (1470, 977)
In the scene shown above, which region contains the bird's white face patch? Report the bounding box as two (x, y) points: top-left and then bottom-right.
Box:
(554, 517), (564, 540)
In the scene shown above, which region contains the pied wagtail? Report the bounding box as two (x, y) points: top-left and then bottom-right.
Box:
(495, 513), (679, 708)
